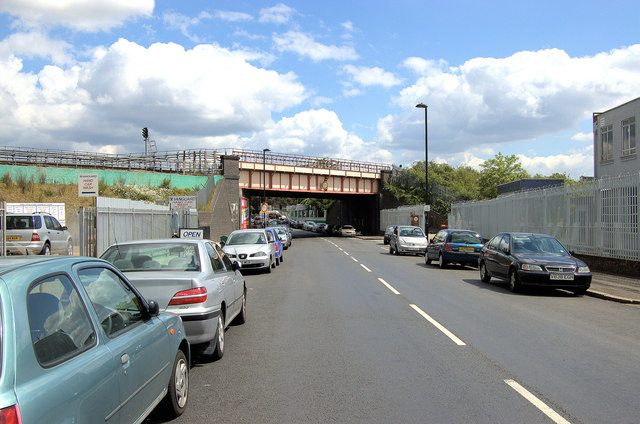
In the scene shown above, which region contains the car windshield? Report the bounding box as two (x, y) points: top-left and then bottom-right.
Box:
(227, 232), (266, 245)
(449, 232), (482, 244)
(511, 235), (569, 256)
(101, 243), (201, 271)
(399, 227), (424, 237)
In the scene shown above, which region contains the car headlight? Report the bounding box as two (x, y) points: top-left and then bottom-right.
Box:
(251, 251), (268, 257)
(521, 264), (542, 271)
(578, 266), (590, 273)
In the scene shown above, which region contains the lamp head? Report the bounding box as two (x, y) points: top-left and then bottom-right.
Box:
(415, 103), (427, 109)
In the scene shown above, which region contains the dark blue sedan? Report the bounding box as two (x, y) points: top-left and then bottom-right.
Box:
(425, 229), (484, 268)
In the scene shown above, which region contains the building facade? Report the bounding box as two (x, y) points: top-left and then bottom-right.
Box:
(594, 97), (638, 178)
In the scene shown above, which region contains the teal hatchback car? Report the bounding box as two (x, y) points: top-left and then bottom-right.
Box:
(0, 256), (190, 424)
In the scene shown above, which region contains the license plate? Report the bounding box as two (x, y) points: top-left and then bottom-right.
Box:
(6, 236), (19, 241)
(459, 247), (474, 252)
(550, 273), (574, 281)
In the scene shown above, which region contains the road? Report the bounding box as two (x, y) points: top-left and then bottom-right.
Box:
(147, 231), (640, 424)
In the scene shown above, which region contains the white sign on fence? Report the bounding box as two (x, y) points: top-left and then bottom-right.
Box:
(169, 196), (197, 209)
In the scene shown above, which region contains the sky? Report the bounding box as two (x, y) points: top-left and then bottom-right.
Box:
(0, 0), (639, 179)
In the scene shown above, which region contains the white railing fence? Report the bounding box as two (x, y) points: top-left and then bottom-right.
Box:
(449, 173), (640, 262)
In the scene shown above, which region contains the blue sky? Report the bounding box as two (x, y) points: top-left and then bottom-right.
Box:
(1, 0), (639, 178)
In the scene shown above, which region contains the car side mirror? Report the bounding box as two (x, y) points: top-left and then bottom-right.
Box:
(232, 261), (241, 271)
(147, 299), (160, 316)
(430, 238), (434, 243)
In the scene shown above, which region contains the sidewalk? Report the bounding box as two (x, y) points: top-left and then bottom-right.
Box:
(358, 235), (640, 304)
(588, 272), (640, 304)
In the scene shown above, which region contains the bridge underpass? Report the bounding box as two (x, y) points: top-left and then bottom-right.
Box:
(236, 150), (389, 236)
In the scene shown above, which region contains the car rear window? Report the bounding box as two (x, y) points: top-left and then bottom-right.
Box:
(101, 243), (201, 271)
(450, 232), (482, 244)
(6, 216), (39, 230)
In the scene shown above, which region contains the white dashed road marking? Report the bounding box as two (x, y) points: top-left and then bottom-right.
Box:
(505, 379), (571, 424)
(409, 304), (466, 346)
(360, 264), (372, 273)
(378, 278), (400, 295)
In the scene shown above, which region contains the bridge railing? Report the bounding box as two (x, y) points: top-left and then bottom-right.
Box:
(0, 146), (222, 175)
(232, 149), (391, 174)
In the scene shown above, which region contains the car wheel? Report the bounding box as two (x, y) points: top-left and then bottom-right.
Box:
(40, 242), (51, 255)
(276, 256), (280, 266)
(280, 253), (284, 263)
(425, 253), (431, 265)
(212, 313), (225, 360)
(66, 241), (73, 256)
(389, 245), (394, 255)
(438, 253), (447, 269)
(160, 350), (189, 418)
(271, 256), (276, 268)
(509, 268), (521, 293)
(479, 261), (491, 283)
(265, 262), (272, 274)
(232, 288), (247, 325)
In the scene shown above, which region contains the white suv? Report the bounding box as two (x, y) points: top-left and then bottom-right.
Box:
(4, 213), (73, 255)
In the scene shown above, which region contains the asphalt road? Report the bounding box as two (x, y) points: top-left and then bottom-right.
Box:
(147, 230), (640, 424)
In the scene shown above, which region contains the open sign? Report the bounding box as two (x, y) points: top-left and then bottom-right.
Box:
(179, 228), (204, 239)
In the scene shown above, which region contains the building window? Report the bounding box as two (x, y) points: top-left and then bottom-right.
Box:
(601, 124), (613, 161)
(622, 117), (635, 156)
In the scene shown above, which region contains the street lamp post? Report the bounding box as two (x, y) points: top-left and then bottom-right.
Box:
(416, 103), (429, 235)
(262, 148), (270, 228)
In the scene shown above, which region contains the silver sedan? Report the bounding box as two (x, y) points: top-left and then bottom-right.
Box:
(101, 238), (246, 358)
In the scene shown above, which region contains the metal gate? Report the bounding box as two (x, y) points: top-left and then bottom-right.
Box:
(79, 207), (97, 257)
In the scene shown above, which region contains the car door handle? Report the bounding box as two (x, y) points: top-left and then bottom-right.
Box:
(121, 353), (130, 364)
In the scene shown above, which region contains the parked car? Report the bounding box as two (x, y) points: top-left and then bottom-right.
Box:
(101, 238), (246, 358)
(389, 225), (428, 255)
(265, 227), (284, 265)
(383, 225), (395, 245)
(0, 256), (190, 423)
(4, 213), (73, 255)
(478, 232), (592, 295)
(303, 221), (317, 231)
(332, 225), (342, 236)
(425, 229), (484, 268)
(223, 229), (275, 272)
(316, 223), (328, 233)
(270, 226), (292, 249)
(340, 225), (357, 237)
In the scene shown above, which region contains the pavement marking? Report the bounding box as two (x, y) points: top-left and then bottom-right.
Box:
(409, 304), (466, 346)
(351, 257), (359, 262)
(360, 264), (372, 273)
(343, 251), (350, 255)
(504, 379), (571, 424)
(378, 278), (400, 295)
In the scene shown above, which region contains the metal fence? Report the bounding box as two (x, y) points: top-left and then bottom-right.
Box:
(93, 198), (198, 256)
(449, 172), (640, 261)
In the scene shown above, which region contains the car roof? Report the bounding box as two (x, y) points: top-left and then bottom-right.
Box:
(106, 238), (203, 246)
(0, 256), (105, 277)
(504, 232), (554, 238)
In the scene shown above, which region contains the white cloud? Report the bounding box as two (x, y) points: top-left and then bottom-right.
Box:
(0, 0), (153, 32)
(379, 44), (640, 174)
(259, 3), (295, 24)
(517, 148), (594, 178)
(251, 109), (391, 163)
(571, 131), (593, 142)
(343, 65), (401, 88)
(274, 31), (358, 62)
(214, 10), (253, 22)
(163, 12), (213, 43)
(0, 39), (308, 152)
(0, 31), (73, 65)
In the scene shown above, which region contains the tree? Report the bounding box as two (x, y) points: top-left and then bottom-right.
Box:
(478, 153), (530, 199)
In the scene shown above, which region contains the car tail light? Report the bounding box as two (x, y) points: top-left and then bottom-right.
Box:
(31, 232), (40, 242)
(169, 287), (207, 305)
(444, 243), (452, 251)
(0, 404), (22, 424)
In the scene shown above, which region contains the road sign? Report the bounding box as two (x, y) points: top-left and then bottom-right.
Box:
(261, 203), (268, 213)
